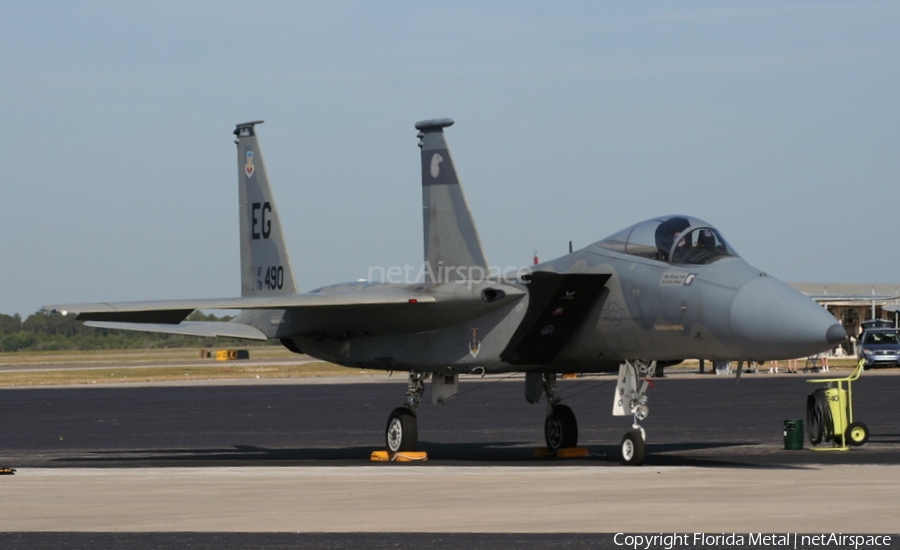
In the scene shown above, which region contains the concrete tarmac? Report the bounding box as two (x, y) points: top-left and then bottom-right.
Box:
(3, 464), (899, 533)
(2, 370), (900, 534)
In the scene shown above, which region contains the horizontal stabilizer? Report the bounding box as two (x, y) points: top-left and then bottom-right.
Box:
(85, 321), (268, 341)
(500, 273), (610, 365)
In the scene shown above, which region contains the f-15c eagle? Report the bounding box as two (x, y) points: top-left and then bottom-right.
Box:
(45, 119), (845, 465)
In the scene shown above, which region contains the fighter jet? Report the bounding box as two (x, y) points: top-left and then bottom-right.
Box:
(44, 119), (845, 465)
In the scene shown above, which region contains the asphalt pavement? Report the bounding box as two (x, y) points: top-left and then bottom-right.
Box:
(2, 371), (900, 542)
(2, 371), (899, 467)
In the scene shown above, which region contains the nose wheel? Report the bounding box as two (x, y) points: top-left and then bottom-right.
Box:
(621, 430), (646, 465)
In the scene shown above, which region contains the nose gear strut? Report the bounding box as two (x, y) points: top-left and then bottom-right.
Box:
(613, 360), (656, 465)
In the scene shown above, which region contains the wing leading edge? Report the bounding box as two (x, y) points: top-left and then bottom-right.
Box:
(43, 289), (438, 323)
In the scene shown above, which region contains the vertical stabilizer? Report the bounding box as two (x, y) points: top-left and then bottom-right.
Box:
(234, 121), (298, 297)
(416, 118), (488, 283)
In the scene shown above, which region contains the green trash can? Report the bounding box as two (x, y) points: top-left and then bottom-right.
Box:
(784, 419), (804, 450)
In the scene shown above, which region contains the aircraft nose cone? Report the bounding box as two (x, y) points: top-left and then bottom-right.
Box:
(826, 323), (848, 345)
(730, 277), (845, 360)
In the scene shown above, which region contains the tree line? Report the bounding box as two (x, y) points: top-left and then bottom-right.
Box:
(0, 311), (271, 352)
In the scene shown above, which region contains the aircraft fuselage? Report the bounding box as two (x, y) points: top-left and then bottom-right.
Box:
(272, 240), (840, 373)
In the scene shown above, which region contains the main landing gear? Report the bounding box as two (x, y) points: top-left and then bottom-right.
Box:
(383, 364), (656, 466)
(613, 360), (655, 465)
(541, 373), (578, 452)
(385, 372), (429, 453)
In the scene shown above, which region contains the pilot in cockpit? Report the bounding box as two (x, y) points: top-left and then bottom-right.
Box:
(677, 228), (716, 264)
(697, 228), (716, 249)
(654, 216), (690, 262)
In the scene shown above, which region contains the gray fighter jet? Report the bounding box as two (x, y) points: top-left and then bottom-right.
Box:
(45, 119), (845, 465)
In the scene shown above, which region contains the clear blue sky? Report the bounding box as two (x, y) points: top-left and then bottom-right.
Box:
(2, 2), (898, 316)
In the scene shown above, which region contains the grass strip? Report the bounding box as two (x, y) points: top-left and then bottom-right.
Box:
(0, 362), (383, 387)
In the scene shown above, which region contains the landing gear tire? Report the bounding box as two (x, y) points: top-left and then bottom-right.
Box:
(386, 407), (417, 453)
(545, 404), (578, 452)
(621, 430), (646, 466)
(846, 422), (869, 446)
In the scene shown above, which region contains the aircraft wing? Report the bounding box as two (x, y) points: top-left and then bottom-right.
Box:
(44, 289), (439, 323)
(43, 283), (526, 339)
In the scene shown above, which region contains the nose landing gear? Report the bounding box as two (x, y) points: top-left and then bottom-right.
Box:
(613, 360), (655, 465)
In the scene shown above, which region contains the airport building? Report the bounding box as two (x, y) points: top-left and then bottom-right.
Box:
(791, 282), (900, 354)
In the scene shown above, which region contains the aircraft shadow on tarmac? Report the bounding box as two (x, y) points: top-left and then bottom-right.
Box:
(48, 440), (819, 470)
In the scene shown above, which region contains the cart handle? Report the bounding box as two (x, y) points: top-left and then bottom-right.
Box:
(806, 359), (864, 385)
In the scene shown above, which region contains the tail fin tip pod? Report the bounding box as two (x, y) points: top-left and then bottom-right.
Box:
(234, 121), (298, 297)
(416, 118), (488, 283)
(415, 118), (455, 132)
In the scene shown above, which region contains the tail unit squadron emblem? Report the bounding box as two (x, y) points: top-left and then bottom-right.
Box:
(245, 150), (255, 178)
(469, 327), (480, 358)
(430, 153), (443, 178)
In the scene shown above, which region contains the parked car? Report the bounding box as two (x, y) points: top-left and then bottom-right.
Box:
(858, 328), (900, 369)
(861, 319), (894, 331)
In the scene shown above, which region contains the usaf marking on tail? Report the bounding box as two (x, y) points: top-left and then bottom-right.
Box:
(45, 119), (845, 465)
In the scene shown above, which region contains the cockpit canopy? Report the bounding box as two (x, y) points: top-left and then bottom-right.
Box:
(595, 215), (738, 265)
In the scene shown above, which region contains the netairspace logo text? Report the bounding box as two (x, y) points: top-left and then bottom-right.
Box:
(613, 532), (892, 549)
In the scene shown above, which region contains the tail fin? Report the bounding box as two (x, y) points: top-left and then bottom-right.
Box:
(416, 118), (488, 283)
(234, 121), (298, 297)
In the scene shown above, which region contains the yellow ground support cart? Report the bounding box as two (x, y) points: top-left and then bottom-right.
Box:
(805, 359), (869, 451)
